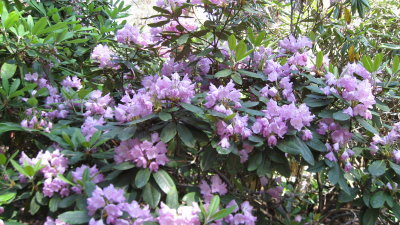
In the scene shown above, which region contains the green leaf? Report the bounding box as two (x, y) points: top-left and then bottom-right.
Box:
(113, 162), (135, 170)
(316, 51), (324, 68)
(153, 169), (176, 194)
(166, 186), (179, 209)
(0, 192), (16, 203)
(177, 124), (196, 148)
(0, 154), (7, 165)
(247, 152), (262, 171)
(228, 34), (237, 51)
(368, 160), (386, 177)
(235, 40), (247, 61)
(389, 161), (400, 175)
(4, 11), (19, 29)
(215, 69), (232, 78)
(32, 17), (48, 35)
(306, 137), (327, 152)
(231, 72), (242, 85)
(211, 206), (237, 221)
(1, 63), (17, 80)
(361, 208), (379, 225)
(356, 117), (378, 134)
(135, 168), (151, 188)
(370, 191), (385, 208)
(180, 103), (204, 115)
(159, 112), (172, 121)
(143, 182), (161, 209)
(10, 159), (29, 177)
(49, 196), (60, 212)
(58, 211), (91, 224)
(333, 111), (350, 121)
(276, 136), (315, 165)
(237, 70), (264, 79)
(392, 55), (399, 73)
(118, 126), (136, 141)
(29, 198), (40, 215)
(160, 122), (177, 143)
(208, 195), (220, 216)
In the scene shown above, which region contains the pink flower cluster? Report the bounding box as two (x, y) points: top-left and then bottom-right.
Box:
(61, 76), (82, 90)
(114, 133), (169, 172)
(87, 184), (154, 225)
(252, 100), (314, 146)
(199, 175), (228, 202)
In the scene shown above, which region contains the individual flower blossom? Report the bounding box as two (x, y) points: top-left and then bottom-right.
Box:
(61, 76), (82, 90)
(84, 90), (114, 119)
(25, 72), (39, 82)
(344, 161), (352, 172)
(81, 116), (106, 140)
(239, 143), (254, 163)
(325, 152), (337, 162)
(199, 175), (228, 202)
(114, 133), (169, 172)
(44, 217), (70, 225)
(205, 80), (241, 111)
(157, 202), (201, 225)
(393, 150), (400, 164)
(91, 44), (119, 69)
(301, 130), (313, 141)
(198, 58), (212, 75)
(294, 215), (302, 222)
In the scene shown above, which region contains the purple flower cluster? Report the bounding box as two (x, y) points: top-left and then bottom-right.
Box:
(157, 202), (201, 225)
(84, 90), (114, 119)
(87, 184), (154, 225)
(19, 149), (70, 197)
(199, 175), (228, 202)
(252, 100), (314, 146)
(369, 122), (400, 162)
(81, 116), (105, 140)
(114, 133), (169, 172)
(91, 44), (119, 69)
(278, 35), (312, 54)
(221, 200), (257, 225)
(71, 165), (104, 193)
(44, 217), (70, 225)
(116, 24), (150, 46)
(205, 80), (242, 112)
(216, 114), (252, 148)
(61, 76), (82, 90)
(321, 63), (376, 119)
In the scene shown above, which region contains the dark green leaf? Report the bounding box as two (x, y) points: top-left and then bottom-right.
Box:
(177, 124), (196, 148)
(153, 169), (175, 194)
(370, 191), (385, 208)
(160, 122), (177, 143)
(143, 182), (161, 209)
(276, 136), (315, 165)
(368, 160), (386, 177)
(135, 168), (151, 188)
(58, 211), (91, 224)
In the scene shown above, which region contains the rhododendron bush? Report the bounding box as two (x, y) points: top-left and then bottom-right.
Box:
(0, 0), (400, 224)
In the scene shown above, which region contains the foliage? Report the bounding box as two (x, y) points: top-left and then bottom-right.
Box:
(0, 0), (399, 224)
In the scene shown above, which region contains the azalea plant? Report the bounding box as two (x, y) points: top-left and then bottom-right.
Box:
(0, 0), (399, 224)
